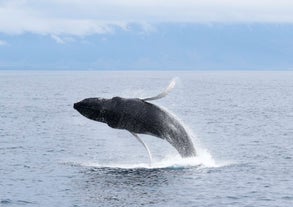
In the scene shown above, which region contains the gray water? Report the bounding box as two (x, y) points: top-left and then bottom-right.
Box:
(1, 71), (293, 207)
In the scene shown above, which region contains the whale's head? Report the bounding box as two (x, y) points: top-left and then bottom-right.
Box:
(73, 98), (109, 123)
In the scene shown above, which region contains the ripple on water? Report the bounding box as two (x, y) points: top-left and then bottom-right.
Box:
(1, 199), (12, 204)
(1, 199), (36, 205)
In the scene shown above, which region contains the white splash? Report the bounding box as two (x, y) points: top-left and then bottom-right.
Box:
(64, 146), (228, 170)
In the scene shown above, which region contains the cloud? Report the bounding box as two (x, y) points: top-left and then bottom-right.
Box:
(0, 39), (7, 46)
(51, 34), (76, 44)
(51, 35), (65, 44)
(0, 0), (293, 36)
(0, 1), (128, 35)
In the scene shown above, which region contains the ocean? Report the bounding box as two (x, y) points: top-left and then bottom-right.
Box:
(1, 71), (293, 207)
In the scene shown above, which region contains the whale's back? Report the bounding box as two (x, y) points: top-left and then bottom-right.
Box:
(109, 97), (196, 157)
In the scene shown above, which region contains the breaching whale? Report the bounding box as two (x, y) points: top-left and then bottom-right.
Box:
(73, 80), (196, 160)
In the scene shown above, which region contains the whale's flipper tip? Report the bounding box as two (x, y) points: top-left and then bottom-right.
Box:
(130, 132), (153, 167)
(143, 78), (177, 101)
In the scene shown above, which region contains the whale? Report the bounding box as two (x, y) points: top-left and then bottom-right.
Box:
(73, 80), (196, 159)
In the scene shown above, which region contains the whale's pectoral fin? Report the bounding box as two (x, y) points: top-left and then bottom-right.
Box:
(143, 78), (176, 101)
(130, 132), (152, 167)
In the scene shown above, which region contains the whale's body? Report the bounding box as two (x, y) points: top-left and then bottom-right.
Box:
(74, 96), (196, 157)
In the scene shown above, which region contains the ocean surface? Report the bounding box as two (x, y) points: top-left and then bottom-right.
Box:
(1, 71), (293, 207)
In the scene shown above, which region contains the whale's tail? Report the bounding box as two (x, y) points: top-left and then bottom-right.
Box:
(143, 78), (177, 101)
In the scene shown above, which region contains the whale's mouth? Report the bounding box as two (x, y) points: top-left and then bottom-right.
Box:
(73, 101), (93, 112)
(73, 101), (87, 111)
(73, 102), (79, 110)
(73, 101), (97, 112)
(73, 100), (107, 124)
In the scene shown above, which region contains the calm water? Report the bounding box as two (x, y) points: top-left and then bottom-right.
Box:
(1, 71), (293, 207)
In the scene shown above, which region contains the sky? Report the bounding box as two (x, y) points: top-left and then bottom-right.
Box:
(0, 0), (293, 70)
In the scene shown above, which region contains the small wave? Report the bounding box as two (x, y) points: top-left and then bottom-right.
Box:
(0, 199), (35, 205)
(1, 199), (12, 204)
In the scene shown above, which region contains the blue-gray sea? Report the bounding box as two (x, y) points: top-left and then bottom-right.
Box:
(1, 71), (293, 207)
